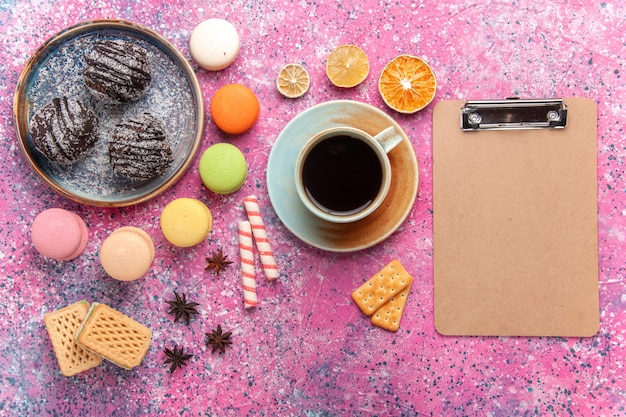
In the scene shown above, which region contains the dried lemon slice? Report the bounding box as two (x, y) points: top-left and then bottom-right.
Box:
(378, 54), (436, 114)
(325, 44), (369, 88)
(276, 63), (310, 98)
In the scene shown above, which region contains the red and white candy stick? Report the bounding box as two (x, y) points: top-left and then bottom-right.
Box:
(238, 220), (257, 309)
(243, 195), (279, 281)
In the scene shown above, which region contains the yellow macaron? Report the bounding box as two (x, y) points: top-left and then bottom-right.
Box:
(160, 198), (213, 247)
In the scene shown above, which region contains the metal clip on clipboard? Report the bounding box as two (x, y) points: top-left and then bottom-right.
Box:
(461, 98), (568, 131)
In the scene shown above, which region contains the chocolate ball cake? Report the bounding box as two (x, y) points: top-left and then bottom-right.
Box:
(29, 96), (99, 165)
(109, 113), (173, 181)
(83, 39), (152, 103)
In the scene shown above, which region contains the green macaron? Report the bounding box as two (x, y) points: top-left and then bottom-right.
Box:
(199, 143), (248, 194)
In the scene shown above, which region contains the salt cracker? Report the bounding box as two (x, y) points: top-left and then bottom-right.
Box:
(371, 280), (412, 331)
(351, 259), (413, 316)
(44, 301), (103, 377)
(76, 303), (151, 370)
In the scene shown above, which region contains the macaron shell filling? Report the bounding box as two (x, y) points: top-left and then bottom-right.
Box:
(100, 227), (155, 281)
(209, 84), (260, 135)
(160, 198), (213, 247)
(199, 143), (248, 194)
(31, 208), (89, 261)
(63, 212), (90, 260)
(189, 18), (240, 71)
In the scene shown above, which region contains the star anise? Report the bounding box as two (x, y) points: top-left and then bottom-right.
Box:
(205, 249), (233, 276)
(164, 345), (193, 373)
(205, 324), (233, 354)
(166, 291), (200, 325)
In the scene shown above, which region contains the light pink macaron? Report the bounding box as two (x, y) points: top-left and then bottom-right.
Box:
(99, 226), (155, 281)
(31, 208), (89, 261)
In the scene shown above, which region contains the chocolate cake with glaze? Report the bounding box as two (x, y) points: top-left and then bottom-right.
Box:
(29, 96), (99, 165)
(109, 112), (173, 181)
(83, 39), (152, 103)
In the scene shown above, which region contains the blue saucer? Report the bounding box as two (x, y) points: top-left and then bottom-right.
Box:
(267, 100), (419, 252)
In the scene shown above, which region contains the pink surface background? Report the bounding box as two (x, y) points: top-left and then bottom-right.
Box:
(1, 0), (625, 415)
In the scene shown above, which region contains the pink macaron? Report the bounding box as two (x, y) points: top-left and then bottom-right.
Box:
(31, 208), (89, 261)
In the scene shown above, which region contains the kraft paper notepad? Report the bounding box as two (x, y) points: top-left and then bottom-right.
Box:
(433, 98), (599, 336)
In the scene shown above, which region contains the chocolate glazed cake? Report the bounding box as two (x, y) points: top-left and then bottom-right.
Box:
(110, 113), (173, 181)
(83, 39), (152, 103)
(29, 96), (99, 165)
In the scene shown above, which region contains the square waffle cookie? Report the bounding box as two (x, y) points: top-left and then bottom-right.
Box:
(44, 301), (103, 376)
(76, 302), (151, 370)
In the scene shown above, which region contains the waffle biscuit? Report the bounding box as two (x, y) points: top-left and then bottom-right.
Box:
(44, 301), (103, 376)
(76, 303), (151, 370)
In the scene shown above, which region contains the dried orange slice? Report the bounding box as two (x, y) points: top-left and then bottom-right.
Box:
(276, 64), (310, 98)
(325, 44), (369, 88)
(378, 55), (436, 114)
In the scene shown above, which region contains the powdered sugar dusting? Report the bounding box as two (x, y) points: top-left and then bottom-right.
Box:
(110, 112), (173, 181)
(83, 39), (152, 103)
(24, 26), (199, 203)
(28, 96), (98, 165)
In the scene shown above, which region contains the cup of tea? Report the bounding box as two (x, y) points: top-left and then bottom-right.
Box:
(294, 125), (402, 223)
